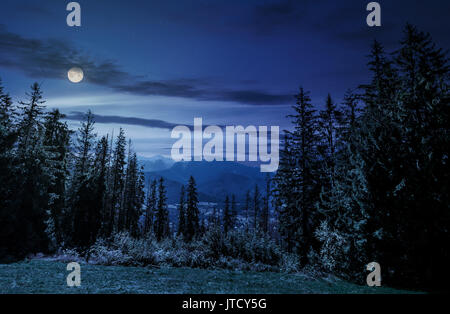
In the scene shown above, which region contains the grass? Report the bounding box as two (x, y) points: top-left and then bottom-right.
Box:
(0, 260), (416, 294)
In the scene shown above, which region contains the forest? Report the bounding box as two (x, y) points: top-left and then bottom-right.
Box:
(0, 25), (448, 291)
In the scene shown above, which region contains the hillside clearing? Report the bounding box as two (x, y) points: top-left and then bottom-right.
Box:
(0, 260), (416, 294)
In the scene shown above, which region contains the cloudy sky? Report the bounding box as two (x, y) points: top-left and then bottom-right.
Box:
(0, 0), (448, 157)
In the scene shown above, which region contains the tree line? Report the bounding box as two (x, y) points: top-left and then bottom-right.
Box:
(0, 86), (151, 257)
(273, 25), (449, 289)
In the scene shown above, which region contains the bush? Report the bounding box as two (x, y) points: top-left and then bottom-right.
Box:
(53, 248), (82, 263)
(202, 227), (282, 267)
(78, 229), (288, 272)
(279, 253), (301, 273)
(314, 221), (349, 272)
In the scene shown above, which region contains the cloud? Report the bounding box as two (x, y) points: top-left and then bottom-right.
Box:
(65, 112), (188, 130)
(208, 90), (293, 105)
(0, 26), (291, 106)
(65, 112), (231, 131)
(64, 112), (282, 138)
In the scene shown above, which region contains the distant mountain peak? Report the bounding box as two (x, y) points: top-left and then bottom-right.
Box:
(145, 160), (267, 204)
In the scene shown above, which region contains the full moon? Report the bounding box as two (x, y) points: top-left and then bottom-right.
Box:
(68, 67), (84, 83)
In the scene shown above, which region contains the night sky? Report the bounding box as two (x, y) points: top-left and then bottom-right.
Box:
(1, 0), (449, 157)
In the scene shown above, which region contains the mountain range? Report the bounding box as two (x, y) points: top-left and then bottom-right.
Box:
(141, 156), (269, 204)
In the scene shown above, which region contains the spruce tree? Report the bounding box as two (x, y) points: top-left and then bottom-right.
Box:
(14, 83), (52, 256)
(70, 111), (99, 250)
(274, 87), (320, 265)
(261, 176), (271, 234)
(231, 194), (237, 229)
(223, 195), (232, 234)
(73, 110), (96, 180)
(107, 128), (127, 236)
(144, 179), (157, 235)
(253, 184), (260, 231)
(185, 176), (200, 241)
(177, 185), (186, 236)
(121, 144), (144, 237)
(43, 109), (71, 246)
(243, 190), (251, 232)
(383, 25), (449, 287)
(154, 177), (170, 241)
(17, 83), (45, 155)
(273, 135), (298, 252)
(92, 136), (110, 239)
(0, 79), (19, 260)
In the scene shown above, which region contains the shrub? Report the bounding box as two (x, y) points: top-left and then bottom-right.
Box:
(279, 253), (301, 273)
(314, 221), (349, 272)
(71, 229), (290, 272)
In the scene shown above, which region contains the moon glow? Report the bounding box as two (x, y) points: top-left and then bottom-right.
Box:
(68, 67), (84, 83)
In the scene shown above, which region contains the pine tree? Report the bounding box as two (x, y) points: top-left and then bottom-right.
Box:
(318, 94), (342, 180)
(177, 185), (186, 236)
(0, 78), (16, 135)
(231, 194), (237, 229)
(274, 87), (320, 265)
(261, 176), (271, 234)
(340, 90), (360, 140)
(119, 141), (136, 232)
(185, 176), (200, 241)
(73, 110), (96, 180)
(0, 79), (19, 260)
(92, 136), (110, 240)
(121, 144), (144, 237)
(144, 179), (157, 235)
(70, 111), (99, 250)
(383, 25), (449, 287)
(243, 190), (251, 232)
(106, 128), (127, 236)
(154, 177), (170, 241)
(13, 83), (52, 256)
(253, 184), (260, 231)
(17, 83), (45, 155)
(43, 109), (71, 246)
(316, 94), (344, 237)
(223, 195), (232, 234)
(131, 157), (146, 237)
(273, 135), (298, 252)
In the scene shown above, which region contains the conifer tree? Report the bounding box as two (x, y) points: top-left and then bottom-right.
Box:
(0, 79), (19, 259)
(73, 110), (96, 180)
(223, 195), (232, 234)
(210, 206), (221, 229)
(261, 176), (271, 234)
(231, 194), (237, 229)
(92, 136), (110, 239)
(253, 184), (260, 231)
(17, 83), (45, 155)
(274, 87), (320, 264)
(70, 111), (100, 250)
(43, 109), (71, 245)
(273, 135), (298, 252)
(243, 190), (251, 232)
(107, 128), (127, 235)
(177, 185), (186, 236)
(154, 177), (170, 241)
(185, 176), (200, 241)
(377, 25), (449, 287)
(144, 179), (157, 235)
(14, 83), (52, 256)
(121, 147), (144, 237)
(318, 94), (342, 179)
